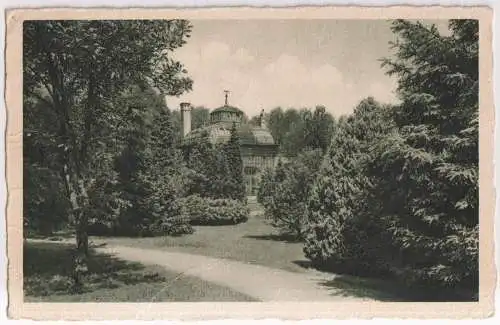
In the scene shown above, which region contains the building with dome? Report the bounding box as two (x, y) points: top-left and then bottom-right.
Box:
(179, 91), (278, 195)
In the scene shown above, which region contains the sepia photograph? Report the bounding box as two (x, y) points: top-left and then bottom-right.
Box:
(4, 6), (495, 320)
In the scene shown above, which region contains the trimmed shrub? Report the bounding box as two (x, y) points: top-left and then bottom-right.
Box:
(178, 195), (249, 225)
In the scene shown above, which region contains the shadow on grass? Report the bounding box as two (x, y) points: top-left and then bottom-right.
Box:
(290, 260), (477, 302)
(318, 276), (410, 301)
(243, 234), (303, 243)
(292, 260), (314, 269)
(26, 229), (75, 242)
(24, 241), (166, 297)
(190, 219), (249, 227)
(319, 275), (477, 302)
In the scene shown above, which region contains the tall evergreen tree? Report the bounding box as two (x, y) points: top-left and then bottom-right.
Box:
(370, 19), (479, 294)
(143, 101), (193, 235)
(223, 123), (245, 201)
(303, 98), (394, 273)
(185, 132), (218, 198)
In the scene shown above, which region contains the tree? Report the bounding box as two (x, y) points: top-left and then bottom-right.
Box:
(106, 85), (192, 236)
(223, 123), (245, 201)
(370, 19), (479, 294)
(191, 106), (211, 130)
(184, 132), (227, 199)
(144, 100), (193, 235)
(303, 106), (335, 153)
(303, 98), (394, 274)
(24, 97), (70, 235)
(24, 20), (193, 284)
(263, 106), (334, 157)
(113, 89), (151, 235)
(266, 107), (288, 146)
(260, 149), (324, 240)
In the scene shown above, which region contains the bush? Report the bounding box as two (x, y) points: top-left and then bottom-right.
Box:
(258, 150), (323, 240)
(178, 195), (249, 225)
(87, 194), (194, 238)
(147, 214), (194, 237)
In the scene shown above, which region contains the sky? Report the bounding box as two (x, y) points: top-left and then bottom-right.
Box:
(166, 19), (449, 118)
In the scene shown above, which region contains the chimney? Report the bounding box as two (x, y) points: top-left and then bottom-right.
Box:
(180, 102), (192, 137)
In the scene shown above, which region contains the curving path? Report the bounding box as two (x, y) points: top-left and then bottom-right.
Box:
(96, 244), (371, 302)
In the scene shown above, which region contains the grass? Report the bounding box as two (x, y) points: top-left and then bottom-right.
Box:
(91, 196), (312, 273)
(96, 212), (309, 274)
(24, 241), (257, 302)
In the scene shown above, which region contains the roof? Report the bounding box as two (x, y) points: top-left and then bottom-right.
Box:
(183, 123), (276, 146)
(237, 124), (275, 145)
(211, 105), (243, 114)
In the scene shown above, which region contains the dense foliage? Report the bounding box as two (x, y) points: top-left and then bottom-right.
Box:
(371, 19), (479, 293)
(24, 18), (479, 299)
(183, 126), (246, 201)
(222, 124), (246, 201)
(178, 195), (249, 225)
(258, 150), (324, 240)
(300, 20), (479, 298)
(303, 98), (395, 274)
(24, 20), (194, 284)
(85, 86), (193, 237)
(262, 106), (335, 156)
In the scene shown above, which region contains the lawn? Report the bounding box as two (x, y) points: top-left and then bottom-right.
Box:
(24, 241), (256, 302)
(97, 202), (310, 274)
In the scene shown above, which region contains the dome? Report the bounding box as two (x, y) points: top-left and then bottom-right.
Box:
(209, 104), (244, 126)
(211, 105), (243, 114)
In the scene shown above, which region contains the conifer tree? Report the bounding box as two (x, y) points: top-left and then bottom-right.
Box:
(144, 100), (193, 235)
(223, 123), (245, 201)
(113, 93), (151, 235)
(303, 98), (394, 273)
(185, 131), (222, 198)
(369, 19), (479, 294)
(260, 149), (324, 240)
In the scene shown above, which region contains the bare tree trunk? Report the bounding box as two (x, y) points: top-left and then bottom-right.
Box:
(76, 178), (90, 255)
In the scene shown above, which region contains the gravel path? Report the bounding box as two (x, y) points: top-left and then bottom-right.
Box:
(95, 244), (370, 302)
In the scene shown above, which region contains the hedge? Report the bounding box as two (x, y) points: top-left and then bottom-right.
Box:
(178, 195), (249, 225)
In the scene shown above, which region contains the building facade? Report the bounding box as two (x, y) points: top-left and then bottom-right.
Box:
(180, 96), (278, 195)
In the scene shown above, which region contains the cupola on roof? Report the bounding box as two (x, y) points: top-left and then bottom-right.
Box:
(181, 90), (276, 148)
(212, 105), (243, 114)
(209, 90), (243, 125)
(211, 90), (243, 114)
